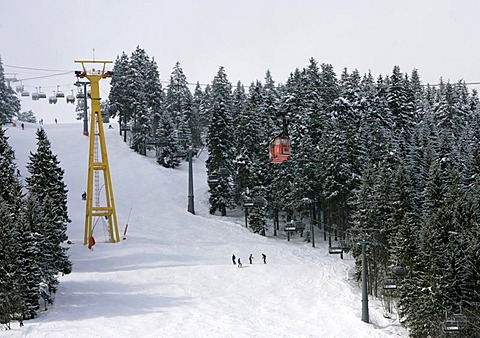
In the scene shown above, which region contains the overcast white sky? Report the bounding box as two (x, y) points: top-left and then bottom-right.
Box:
(1, 0), (479, 122)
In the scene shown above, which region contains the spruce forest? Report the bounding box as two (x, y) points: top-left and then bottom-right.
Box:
(108, 47), (480, 337)
(2, 45), (480, 336)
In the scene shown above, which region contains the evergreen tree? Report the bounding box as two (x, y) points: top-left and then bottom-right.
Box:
(206, 67), (235, 216)
(155, 114), (181, 168)
(165, 62), (193, 153)
(0, 56), (21, 124)
(109, 52), (135, 127)
(25, 128), (72, 302)
(0, 127), (24, 328)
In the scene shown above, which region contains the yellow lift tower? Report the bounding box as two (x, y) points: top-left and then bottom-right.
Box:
(75, 60), (120, 246)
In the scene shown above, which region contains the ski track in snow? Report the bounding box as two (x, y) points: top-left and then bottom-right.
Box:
(3, 122), (408, 337)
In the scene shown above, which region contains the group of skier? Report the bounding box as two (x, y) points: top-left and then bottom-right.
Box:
(232, 253), (266, 267)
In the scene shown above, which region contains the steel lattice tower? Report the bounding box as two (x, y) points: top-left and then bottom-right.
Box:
(75, 60), (120, 246)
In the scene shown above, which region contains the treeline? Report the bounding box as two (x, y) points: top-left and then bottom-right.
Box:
(0, 127), (71, 329)
(0, 57), (21, 124)
(109, 47), (479, 336)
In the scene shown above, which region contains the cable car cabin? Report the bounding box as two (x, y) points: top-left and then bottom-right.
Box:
(49, 95), (58, 104)
(16, 84), (24, 93)
(269, 137), (291, 163)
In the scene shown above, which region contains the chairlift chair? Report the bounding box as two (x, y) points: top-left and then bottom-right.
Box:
(49, 94), (58, 104)
(383, 277), (398, 290)
(328, 234), (343, 254)
(32, 92), (40, 101)
(444, 313), (467, 333)
(76, 90), (86, 99)
(16, 84), (24, 93)
(244, 197), (267, 208)
(66, 94), (75, 104)
(207, 173), (219, 184)
(38, 92), (47, 99)
(392, 266), (406, 280)
(55, 85), (65, 98)
(21, 91), (30, 97)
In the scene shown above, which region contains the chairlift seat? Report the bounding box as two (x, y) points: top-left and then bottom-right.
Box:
(244, 197), (267, 208)
(21, 91), (30, 97)
(294, 221), (305, 231)
(49, 96), (58, 104)
(328, 246), (343, 254)
(32, 92), (40, 101)
(444, 314), (467, 332)
(56, 91), (65, 98)
(383, 278), (398, 290)
(38, 92), (47, 99)
(66, 95), (75, 103)
(76, 93), (86, 99)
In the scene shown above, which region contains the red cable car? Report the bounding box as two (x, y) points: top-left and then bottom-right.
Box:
(269, 136), (291, 163)
(269, 113), (291, 164)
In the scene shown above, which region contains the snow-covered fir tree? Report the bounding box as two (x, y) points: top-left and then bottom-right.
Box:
(206, 67), (235, 216)
(25, 128), (72, 303)
(0, 56), (20, 124)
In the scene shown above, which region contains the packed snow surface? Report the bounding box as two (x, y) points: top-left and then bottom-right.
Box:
(4, 122), (408, 337)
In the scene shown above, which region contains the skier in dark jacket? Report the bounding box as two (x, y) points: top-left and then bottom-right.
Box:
(232, 254), (236, 265)
(249, 254), (254, 264)
(262, 253), (266, 264)
(238, 258), (242, 268)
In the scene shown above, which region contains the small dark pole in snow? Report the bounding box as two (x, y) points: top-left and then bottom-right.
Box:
(361, 241), (369, 323)
(187, 146), (195, 214)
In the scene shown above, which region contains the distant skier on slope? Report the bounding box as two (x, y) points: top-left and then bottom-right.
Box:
(232, 254), (236, 265)
(249, 254), (254, 264)
(262, 253), (266, 264)
(238, 258), (242, 268)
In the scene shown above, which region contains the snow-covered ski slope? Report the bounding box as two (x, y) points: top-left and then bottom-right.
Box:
(4, 122), (408, 337)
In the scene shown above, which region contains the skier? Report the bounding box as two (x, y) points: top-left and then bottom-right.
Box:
(262, 253), (266, 264)
(55, 118), (57, 124)
(232, 254), (236, 265)
(21, 123), (24, 130)
(81, 191), (87, 200)
(238, 258), (242, 268)
(249, 254), (254, 264)
(16, 169), (21, 177)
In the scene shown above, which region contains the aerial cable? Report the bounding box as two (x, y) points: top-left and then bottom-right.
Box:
(18, 72), (72, 81)
(4, 64), (70, 72)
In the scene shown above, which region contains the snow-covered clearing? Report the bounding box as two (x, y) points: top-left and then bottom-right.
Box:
(4, 122), (408, 337)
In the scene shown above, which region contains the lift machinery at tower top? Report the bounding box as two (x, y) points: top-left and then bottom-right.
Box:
(74, 60), (120, 247)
